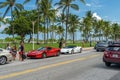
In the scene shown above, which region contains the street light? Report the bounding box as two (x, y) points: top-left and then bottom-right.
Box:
(89, 32), (92, 47)
(32, 21), (36, 50)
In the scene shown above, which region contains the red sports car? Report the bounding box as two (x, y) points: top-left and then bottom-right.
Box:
(27, 47), (60, 59)
(103, 45), (120, 67)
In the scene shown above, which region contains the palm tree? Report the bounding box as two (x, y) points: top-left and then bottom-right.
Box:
(0, 12), (3, 27)
(102, 21), (111, 41)
(111, 23), (120, 40)
(49, 25), (58, 43)
(38, 0), (53, 44)
(68, 14), (80, 43)
(56, 25), (65, 39)
(93, 19), (105, 41)
(24, 0), (41, 44)
(79, 11), (93, 42)
(0, 0), (24, 38)
(55, 0), (85, 42)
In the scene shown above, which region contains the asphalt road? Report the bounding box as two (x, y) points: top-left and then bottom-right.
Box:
(0, 50), (120, 80)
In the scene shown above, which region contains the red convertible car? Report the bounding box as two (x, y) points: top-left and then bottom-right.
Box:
(103, 45), (120, 67)
(27, 47), (60, 59)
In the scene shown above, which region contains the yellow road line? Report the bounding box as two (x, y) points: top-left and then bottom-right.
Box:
(0, 54), (100, 80)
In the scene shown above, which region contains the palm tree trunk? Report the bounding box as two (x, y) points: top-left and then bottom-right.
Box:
(37, 8), (39, 44)
(44, 17), (46, 44)
(28, 34), (32, 43)
(46, 18), (49, 44)
(65, 6), (69, 42)
(73, 32), (75, 44)
(11, 7), (14, 38)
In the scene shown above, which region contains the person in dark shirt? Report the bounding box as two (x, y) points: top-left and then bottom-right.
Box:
(18, 41), (25, 61)
(59, 39), (62, 48)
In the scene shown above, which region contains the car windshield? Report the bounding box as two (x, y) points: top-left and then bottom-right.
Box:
(107, 47), (120, 51)
(64, 46), (76, 48)
(98, 42), (108, 45)
(37, 47), (46, 51)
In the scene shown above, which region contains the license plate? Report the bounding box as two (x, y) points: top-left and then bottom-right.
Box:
(112, 54), (118, 58)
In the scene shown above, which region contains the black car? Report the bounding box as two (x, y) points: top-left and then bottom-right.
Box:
(95, 42), (109, 52)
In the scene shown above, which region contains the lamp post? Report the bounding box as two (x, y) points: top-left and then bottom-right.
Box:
(32, 21), (36, 50)
(89, 32), (92, 47)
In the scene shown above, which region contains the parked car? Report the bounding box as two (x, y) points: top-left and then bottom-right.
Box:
(112, 41), (120, 46)
(0, 48), (12, 65)
(103, 45), (120, 67)
(95, 42), (108, 52)
(60, 45), (82, 54)
(27, 47), (60, 59)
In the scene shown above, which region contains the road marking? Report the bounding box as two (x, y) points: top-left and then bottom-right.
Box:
(0, 54), (100, 79)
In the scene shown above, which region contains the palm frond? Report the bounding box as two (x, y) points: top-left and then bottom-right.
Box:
(0, 2), (9, 8)
(3, 6), (11, 18)
(80, 0), (85, 4)
(14, 7), (19, 17)
(70, 4), (79, 10)
(23, 0), (30, 5)
(15, 3), (24, 11)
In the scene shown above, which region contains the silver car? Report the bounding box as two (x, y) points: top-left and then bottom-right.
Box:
(95, 42), (108, 52)
(0, 48), (13, 65)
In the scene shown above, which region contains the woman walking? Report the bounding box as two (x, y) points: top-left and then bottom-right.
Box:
(18, 41), (25, 61)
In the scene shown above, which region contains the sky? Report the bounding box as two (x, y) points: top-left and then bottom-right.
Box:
(0, 0), (120, 39)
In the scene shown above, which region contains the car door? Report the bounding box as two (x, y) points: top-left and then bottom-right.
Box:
(46, 47), (55, 56)
(74, 47), (80, 53)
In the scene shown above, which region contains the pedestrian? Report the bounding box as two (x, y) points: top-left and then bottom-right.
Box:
(82, 41), (84, 48)
(11, 45), (17, 60)
(59, 39), (62, 48)
(62, 41), (66, 48)
(6, 43), (11, 51)
(18, 41), (25, 61)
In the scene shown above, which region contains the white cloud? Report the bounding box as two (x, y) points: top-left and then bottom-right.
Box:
(4, 16), (11, 19)
(0, 23), (9, 32)
(86, 3), (91, 7)
(92, 13), (101, 20)
(85, 0), (102, 10)
(56, 11), (61, 17)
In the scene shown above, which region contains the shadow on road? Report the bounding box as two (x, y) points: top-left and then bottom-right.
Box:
(94, 63), (120, 71)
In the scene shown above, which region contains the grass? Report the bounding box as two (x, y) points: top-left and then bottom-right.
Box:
(0, 42), (95, 52)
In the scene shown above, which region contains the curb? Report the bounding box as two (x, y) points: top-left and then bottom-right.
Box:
(82, 47), (93, 51)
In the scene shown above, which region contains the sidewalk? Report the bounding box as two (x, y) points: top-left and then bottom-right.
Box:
(82, 47), (94, 51)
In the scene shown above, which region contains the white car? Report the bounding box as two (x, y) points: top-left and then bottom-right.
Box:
(0, 48), (13, 65)
(60, 45), (82, 54)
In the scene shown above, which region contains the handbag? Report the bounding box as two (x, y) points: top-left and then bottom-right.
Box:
(22, 54), (26, 59)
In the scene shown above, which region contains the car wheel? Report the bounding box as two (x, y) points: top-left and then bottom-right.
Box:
(0, 56), (7, 65)
(56, 51), (60, 56)
(96, 49), (99, 52)
(105, 62), (111, 67)
(42, 53), (46, 58)
(71, 49), (74, 54)
(80, 48), (82, 53)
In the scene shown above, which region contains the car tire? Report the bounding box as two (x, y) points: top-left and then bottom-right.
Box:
(80, 48), (82, 53)
(42, 53), (46, 58)
(105, 62), (111, 67)
(96, 49), (99, 52)
(0, 56), (7, 65)
(71, 49), (74, 54)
